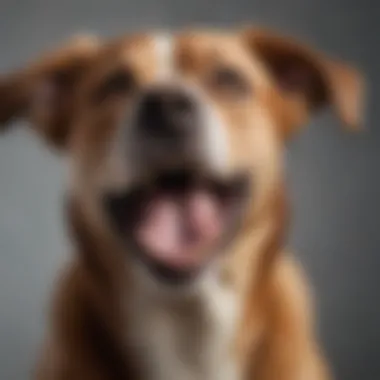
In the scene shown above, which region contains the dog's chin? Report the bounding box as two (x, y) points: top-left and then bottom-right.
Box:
(103, 168), (250, 286)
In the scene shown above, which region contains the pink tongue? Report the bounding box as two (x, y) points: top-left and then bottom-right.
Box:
(136, 191), (222, 269)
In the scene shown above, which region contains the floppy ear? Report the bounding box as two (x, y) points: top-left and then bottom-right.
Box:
(242, 28), (365, 137)
(0, 34), (100, 149)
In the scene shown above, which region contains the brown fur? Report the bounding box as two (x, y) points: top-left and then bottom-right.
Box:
(0, 27), (364, 380)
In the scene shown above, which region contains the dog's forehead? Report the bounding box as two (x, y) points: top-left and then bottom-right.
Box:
(107, 31), (258, 77)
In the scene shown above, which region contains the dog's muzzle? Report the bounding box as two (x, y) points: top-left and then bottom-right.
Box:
(103, 83), (250, 285)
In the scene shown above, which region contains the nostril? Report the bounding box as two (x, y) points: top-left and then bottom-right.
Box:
(172, 94), (193, 113)
(137, 92), (167, 135)
(170, 95), (194, 123)
(142, 93), (164, 120)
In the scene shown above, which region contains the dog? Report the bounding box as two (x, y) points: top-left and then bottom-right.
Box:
(0, 26), (364, 380)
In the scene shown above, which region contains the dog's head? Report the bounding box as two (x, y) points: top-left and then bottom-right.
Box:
(0, 28), (364, 287)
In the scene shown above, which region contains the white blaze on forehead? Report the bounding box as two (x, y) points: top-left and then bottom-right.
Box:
(153, 33), (175, 80)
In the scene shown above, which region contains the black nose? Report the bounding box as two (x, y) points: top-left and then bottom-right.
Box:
(136, 87), (196, 139)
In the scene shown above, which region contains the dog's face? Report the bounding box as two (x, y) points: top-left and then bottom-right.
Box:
(0, 28), (364, 287)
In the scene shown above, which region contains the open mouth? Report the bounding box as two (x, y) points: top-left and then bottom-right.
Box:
(104, 169), (250, 285)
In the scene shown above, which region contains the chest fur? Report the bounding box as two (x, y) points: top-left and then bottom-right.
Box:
(127, 278), (240, 380)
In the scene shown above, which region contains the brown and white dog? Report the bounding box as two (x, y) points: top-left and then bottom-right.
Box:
(0, 27), (364, 380)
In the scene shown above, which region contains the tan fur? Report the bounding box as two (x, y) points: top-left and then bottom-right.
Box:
(0, 27), (364, 380)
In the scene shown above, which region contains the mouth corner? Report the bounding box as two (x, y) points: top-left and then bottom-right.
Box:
(103, 167), (251, 285)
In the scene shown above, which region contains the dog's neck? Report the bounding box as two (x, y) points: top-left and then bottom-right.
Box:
(126, 262), (240, 380)
(65, 185), (288, 379)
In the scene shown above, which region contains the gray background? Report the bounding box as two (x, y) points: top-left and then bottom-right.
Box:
(0, 1), (379, 379)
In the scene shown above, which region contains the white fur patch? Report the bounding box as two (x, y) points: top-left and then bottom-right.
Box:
(153, 33), (175, 80)
(127, 265), (240, 380)
(201, 101), (230, 178)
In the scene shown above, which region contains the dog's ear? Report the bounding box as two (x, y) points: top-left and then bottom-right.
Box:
(0, 34), (100, 149)
(242, 28), (365, 137)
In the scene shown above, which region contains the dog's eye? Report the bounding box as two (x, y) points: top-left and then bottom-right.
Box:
(94, 68), (136, 102)
(209, 67), (251, 97)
